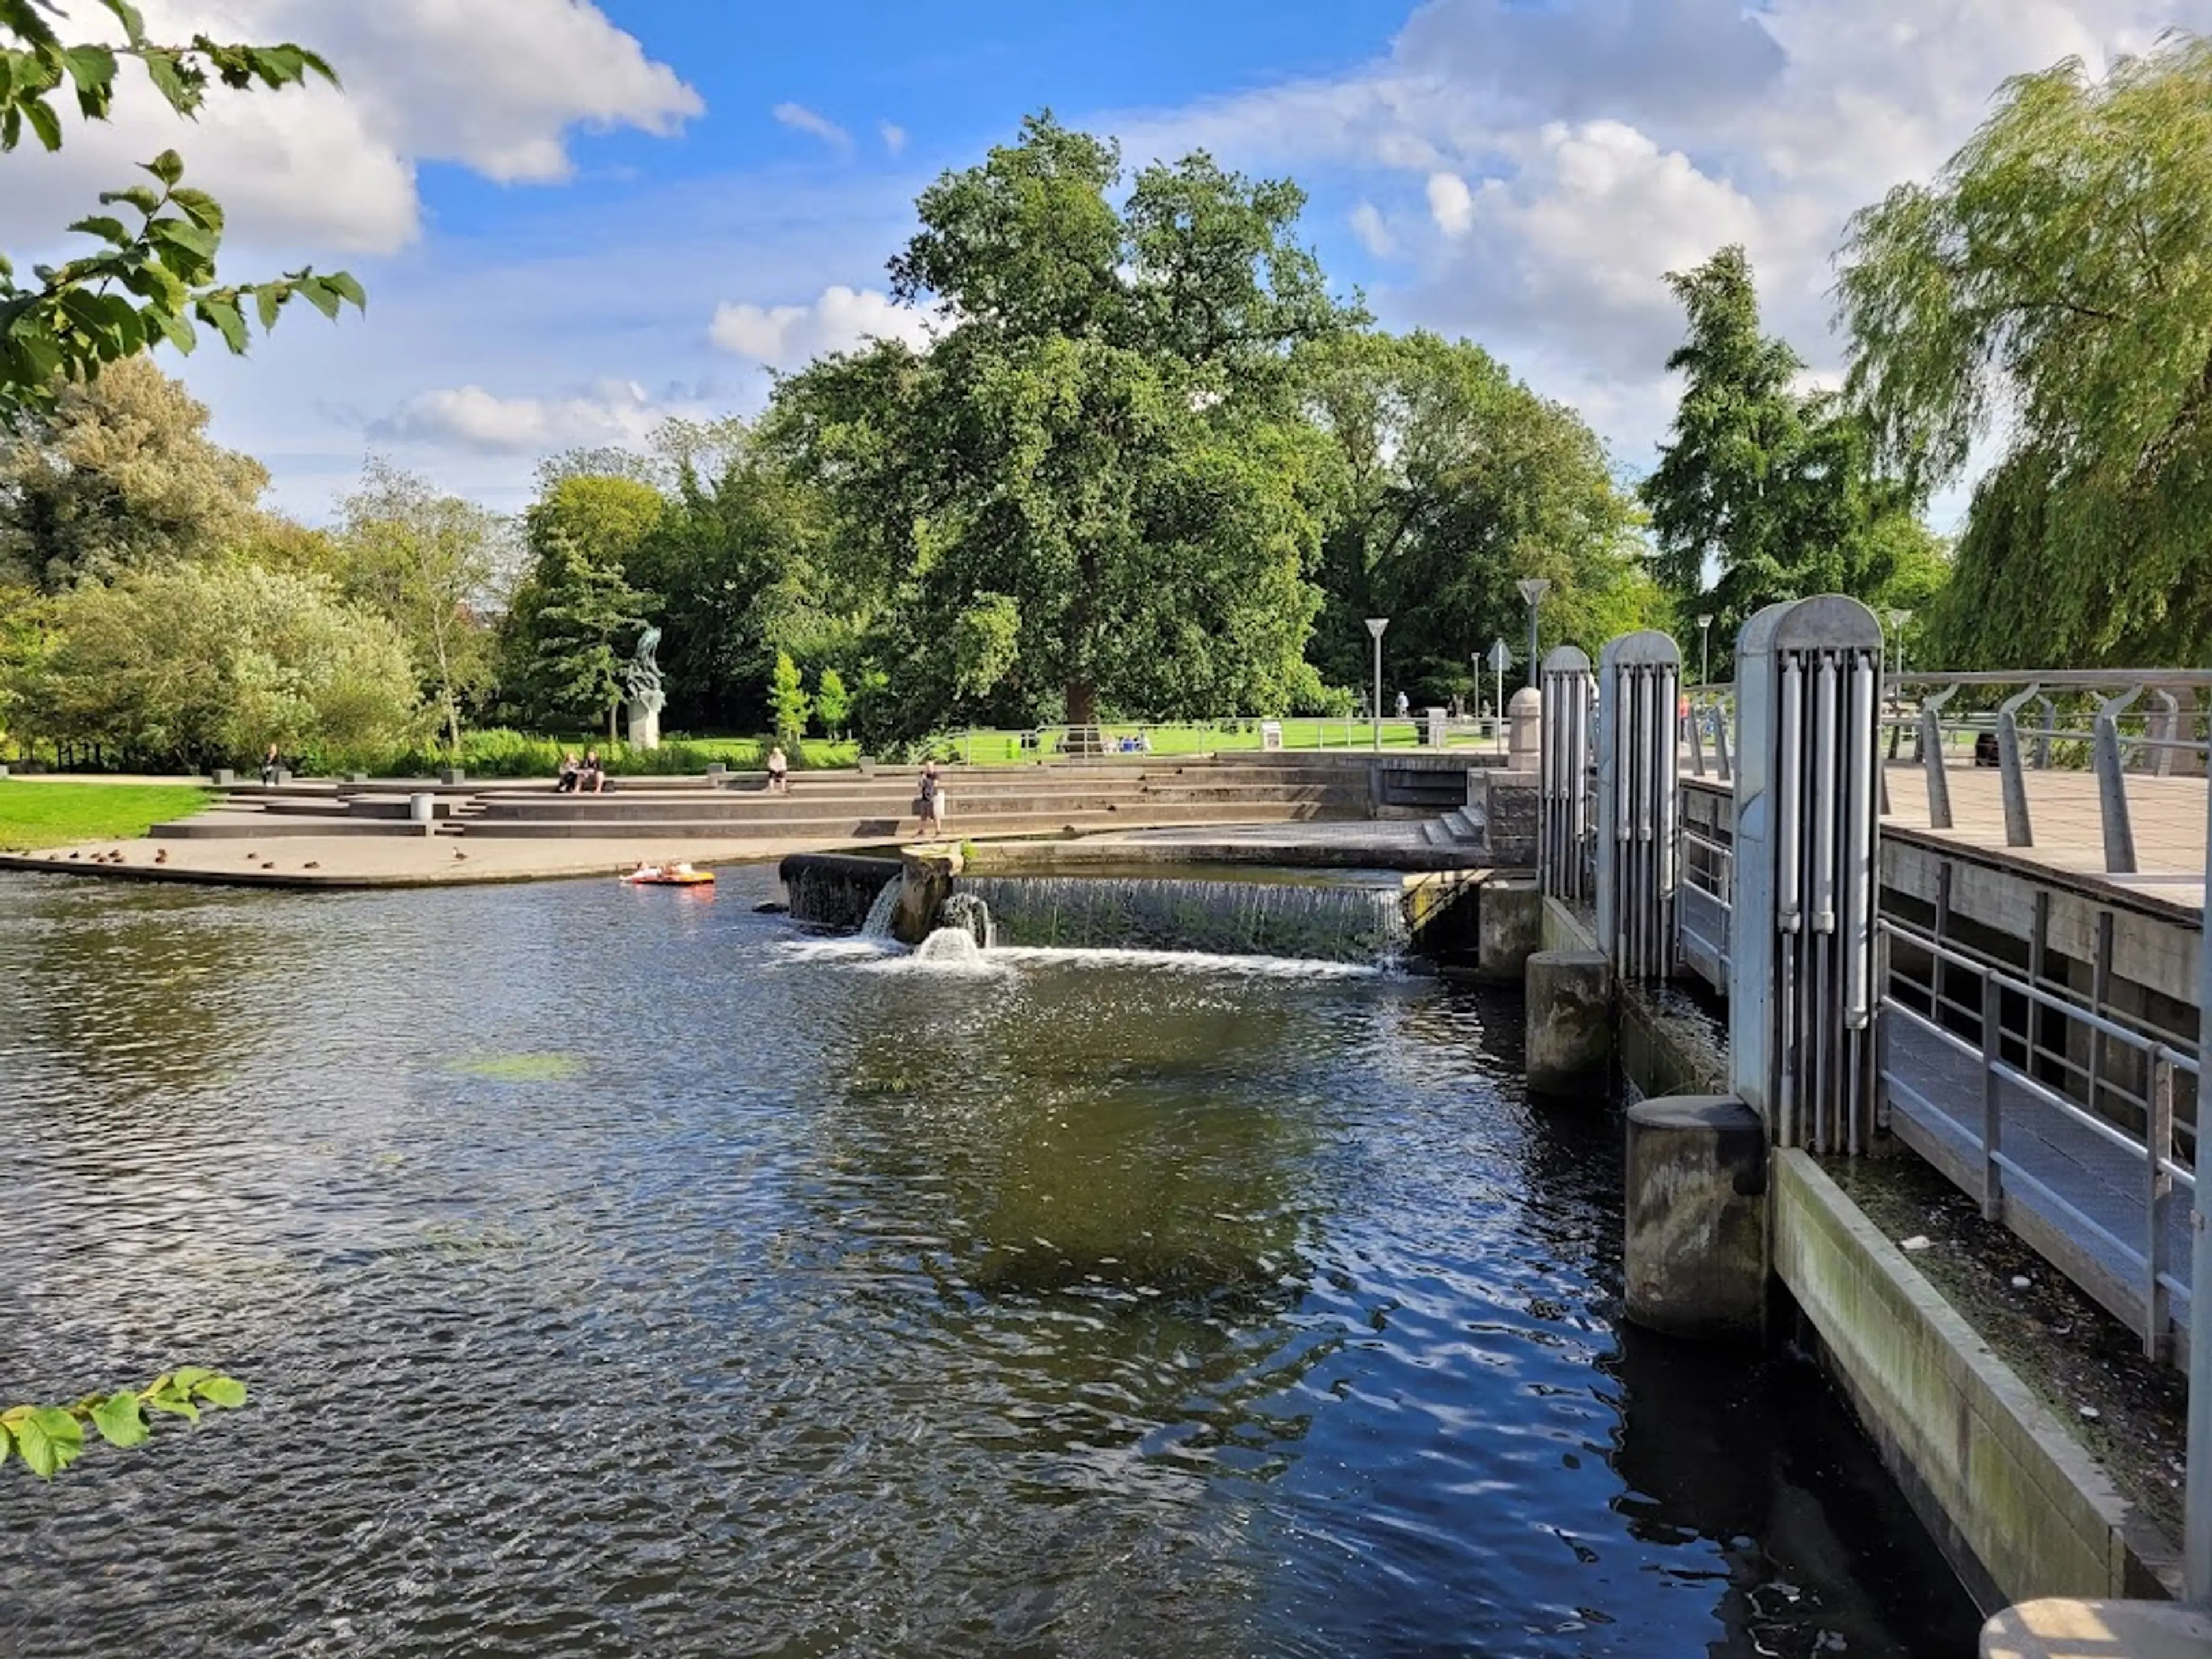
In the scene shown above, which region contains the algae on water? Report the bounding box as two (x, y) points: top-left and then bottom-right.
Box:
(451, 1052), (582, 1082)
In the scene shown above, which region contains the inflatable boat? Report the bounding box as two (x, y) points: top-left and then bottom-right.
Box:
(619, 865), (715, 887)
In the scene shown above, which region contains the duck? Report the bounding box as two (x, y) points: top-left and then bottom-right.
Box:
(452, 849), (468, 861)
(302, 861), (320, 870)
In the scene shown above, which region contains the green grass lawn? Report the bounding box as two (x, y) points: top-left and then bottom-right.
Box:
(0, 781), (213, 851)
(948, 718), (1490, 764)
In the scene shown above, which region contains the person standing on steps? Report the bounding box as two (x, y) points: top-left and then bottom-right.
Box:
(914, 760), (945, 836)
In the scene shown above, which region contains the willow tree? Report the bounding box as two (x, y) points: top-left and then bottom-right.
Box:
(1836, 36), (2212, 666)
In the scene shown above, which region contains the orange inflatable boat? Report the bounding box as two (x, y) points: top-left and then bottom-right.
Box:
(619, 864), (715, 887)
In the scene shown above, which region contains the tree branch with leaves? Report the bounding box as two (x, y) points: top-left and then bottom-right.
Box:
(0, 0), (363, 414)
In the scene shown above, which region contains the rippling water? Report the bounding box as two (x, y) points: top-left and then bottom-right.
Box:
(0, 867), (1976, 1657)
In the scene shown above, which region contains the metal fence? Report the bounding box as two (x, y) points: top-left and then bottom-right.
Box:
(952, 715), (1508, 764)
(1878, 914), (2199, 1359)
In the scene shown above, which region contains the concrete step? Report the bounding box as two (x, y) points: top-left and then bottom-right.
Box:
(153, 816), (433, 840)
(467, 786), (1366, 822)
(454, 803), (1358, 840)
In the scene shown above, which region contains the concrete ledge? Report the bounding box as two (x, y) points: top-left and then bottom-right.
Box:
(1982, 1599), (2212, 1658)
(1771, 1149), (2181, 1608)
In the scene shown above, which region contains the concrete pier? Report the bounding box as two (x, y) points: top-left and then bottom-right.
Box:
(1524, 947), (1609, 1096)
(1477, 877), (1542, 980)
(1623, 1095), (1767, 1341)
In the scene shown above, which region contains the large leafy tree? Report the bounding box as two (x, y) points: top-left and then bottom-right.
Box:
(768, 113), (1357, 739)
(1836, 36), (2212, 666)
(0, 0), (363, 414)
(1303, 329), (1661, 707)
(512, 525), (651, 737)
(336, 461), (507, 755)
(0, 353), (268, 589)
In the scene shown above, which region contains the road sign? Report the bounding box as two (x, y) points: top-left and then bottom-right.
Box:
(1486, 638), (1513, 673)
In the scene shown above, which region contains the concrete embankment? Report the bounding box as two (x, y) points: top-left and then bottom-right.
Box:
(1536, 893), (2183, 1614)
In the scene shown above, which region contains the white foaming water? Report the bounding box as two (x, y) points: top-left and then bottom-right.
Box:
(857, 880), (900, 940)
(988, 945), (1383, 980)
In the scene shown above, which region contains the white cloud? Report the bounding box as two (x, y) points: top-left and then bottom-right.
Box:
(773, 101), (853, 153)
(709, 285), (934, 370)
(1425, 172), (1474, 238)
(880, 121), (908, 156)
(1350, 202), (1395, 257)
(0, 0), (698, 256)
(1105, 0), (2212, 468)
(371, 381), (700, 455)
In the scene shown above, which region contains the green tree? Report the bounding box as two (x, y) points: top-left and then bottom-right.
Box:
(14, 559), (422, 768)
(0, 0), (362, 415)
(1639, 245), (1944, 661)
(768, 112), (1357, 740)
(336, 460), (503, 754)
(0, 354), (268, 590)
(616, 454), (831, 733)
(1302, 329), (1661, 706)
(769, 649), (810, 744)
(517, 525), (649, 737)
(1836, 36), (2212, 666)
(814, 665), (850, 739)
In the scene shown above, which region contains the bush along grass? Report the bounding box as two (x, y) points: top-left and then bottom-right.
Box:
(384, 730), (858, 779)
(0, 781), (213, 851)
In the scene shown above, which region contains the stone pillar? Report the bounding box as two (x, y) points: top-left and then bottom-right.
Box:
(627, 700), (661, 751)
(1525, 947), (1610, 1096)
(1478, 877), (1543, 980)
(1623, 1094), (1767, 1340)
(892, 843), (963, 946)
(1508, 685), (1542, 773)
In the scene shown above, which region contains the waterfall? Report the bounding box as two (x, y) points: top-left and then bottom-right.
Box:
(936, 892), (995, 949)
(958, 874), (1409, 965)
(858, 879), (900, 941)
(782, 855), (903, 931)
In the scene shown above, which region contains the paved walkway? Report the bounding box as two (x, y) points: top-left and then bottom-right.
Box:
(0, 828), (895, 889)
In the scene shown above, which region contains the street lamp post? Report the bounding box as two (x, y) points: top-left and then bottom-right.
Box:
(1885, 608), (1912, 757)
(1365, 617), (1389, 753)
(1486, 637), (1513, 750)
(1696, 612), (1714, 687)
(1516, 578), (1552, 689)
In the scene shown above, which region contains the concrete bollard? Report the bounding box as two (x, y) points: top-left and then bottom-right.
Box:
(438, 766), (466, 786)
(407, 792), (435, 827)
(210, 768), (235, 786)
(1623, 1094), (1767, 1341)
(1525, 948), (1610, 1096)
(1478, 878), (1543, 980)
(1508, 685), (1543, 773)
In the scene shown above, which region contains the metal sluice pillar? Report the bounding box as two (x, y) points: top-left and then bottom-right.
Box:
(1596, 631), (1681, 979)
(1729, 598), (1884, 1154)
(1538, 645), (1596, 903)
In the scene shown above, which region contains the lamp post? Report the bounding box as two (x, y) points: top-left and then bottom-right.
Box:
(1696, 612), (1714, 687)
(1365, 617), (1389, 753)
(1486, 637), (1513, 751)
(1884, 608), (1912, 759)
(1516, 578), (1551, 688)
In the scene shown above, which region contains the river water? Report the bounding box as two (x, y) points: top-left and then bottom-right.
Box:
(0, 866), (1978, 1658)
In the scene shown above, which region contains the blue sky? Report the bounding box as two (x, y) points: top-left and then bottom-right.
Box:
(16, 0), (2205, 521)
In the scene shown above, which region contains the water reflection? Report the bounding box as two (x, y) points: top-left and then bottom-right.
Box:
(0, 867), (1979, 1658)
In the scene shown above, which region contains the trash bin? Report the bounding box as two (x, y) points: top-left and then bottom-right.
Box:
(408, 793), (435, 825)
(1424, 706), (1449, 747)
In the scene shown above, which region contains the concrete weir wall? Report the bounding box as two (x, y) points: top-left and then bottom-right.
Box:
(1533, 893), (2176, 1611)
(1772, 1151), (2179, 1605)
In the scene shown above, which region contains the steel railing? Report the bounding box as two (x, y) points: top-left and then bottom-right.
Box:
(949, 715), (1508, 764)
(1878, 916), (2200, 1359)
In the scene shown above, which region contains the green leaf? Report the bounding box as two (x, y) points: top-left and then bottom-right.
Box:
(0, 1419), (11, 1469)
(12, 1407), (84, 1478)
(168, 186), (225, 235)
(141, 52), (192, 115)
(142, 1383), (200, 1422)
(195, 1376), (247, 1410)
(147, 217), (217, 260)
(253, 285), (281, 331)
(94, 0), (148, 46)
(99, 184), (164, 217)
(143, 148), (184, 188)
(90, 1391), (149, 1449)
(168, 1366), (213, 1391)
(66, 214), (133, 248)
(60, 42), (115, 102)
(150, 305), (196, 353)
(323, 269), (366, 311)
(21, 93), (62, 152)
(295, 275), (341, 320)
(196, 291), (248, 354)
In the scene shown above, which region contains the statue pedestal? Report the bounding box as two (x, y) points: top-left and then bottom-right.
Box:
(627, 701), (661, 751)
